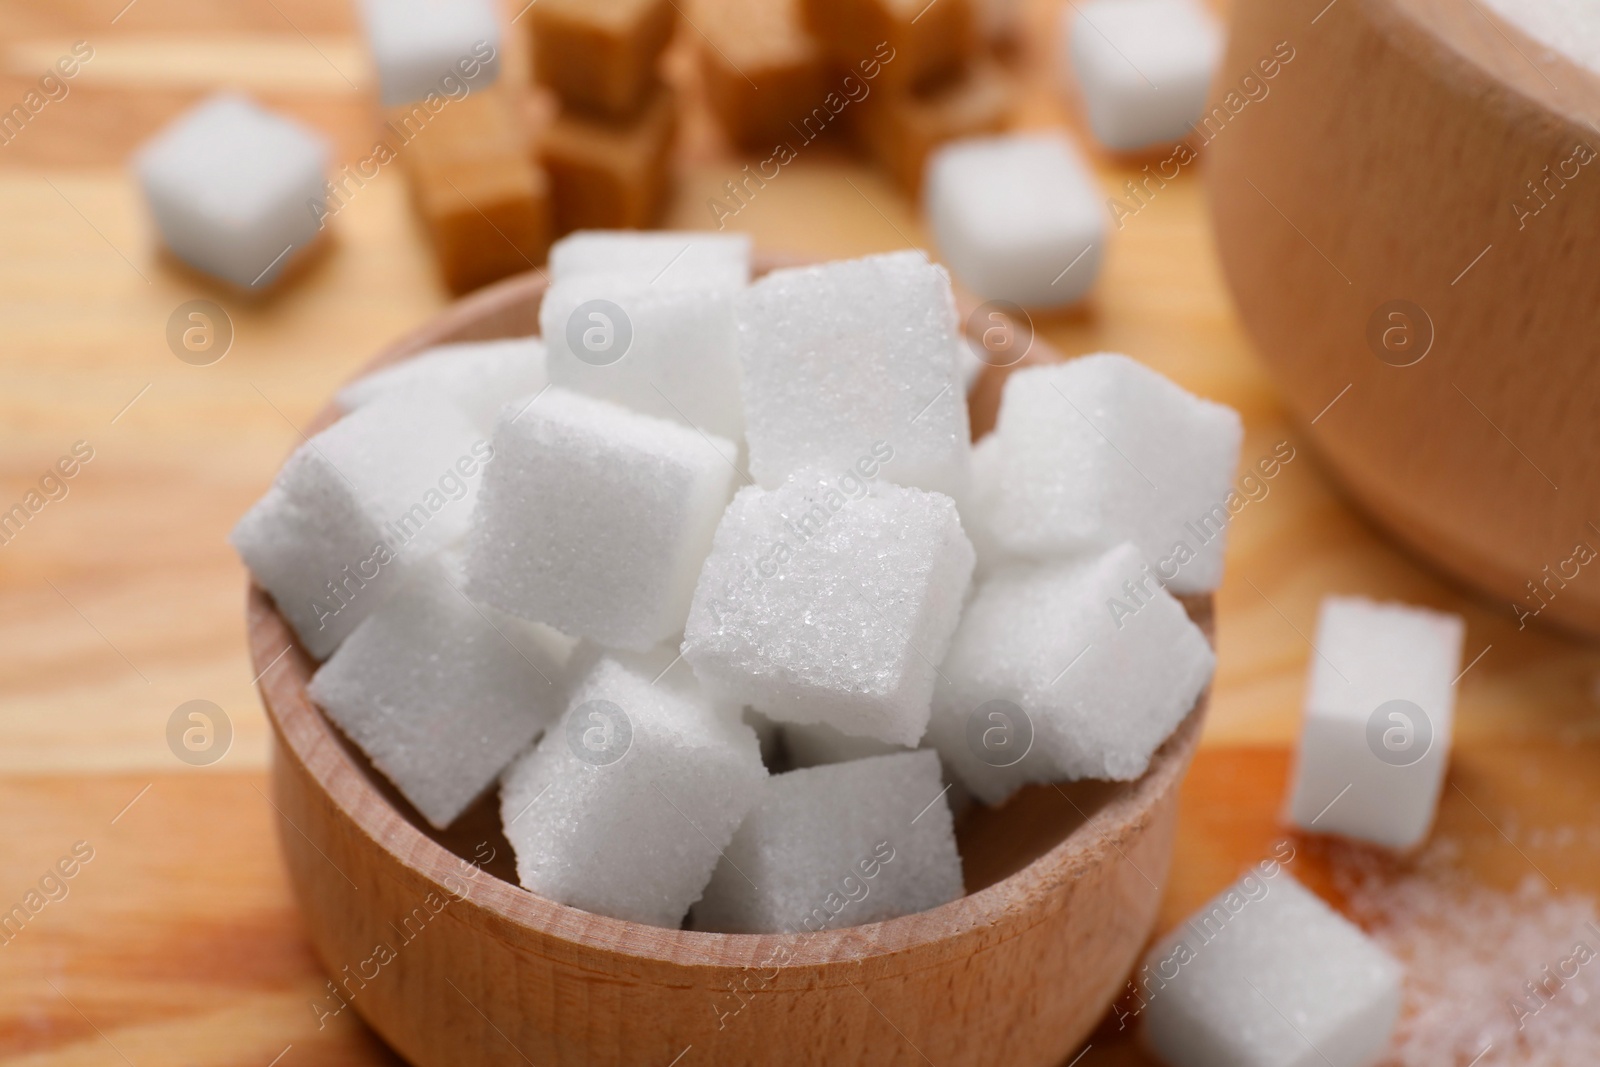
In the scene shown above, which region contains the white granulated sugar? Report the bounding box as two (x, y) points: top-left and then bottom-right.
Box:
(135, 93), (329, 289)
(1288, 597), (1465, 850)
(736, 251), (972, 499)
(960, 432), (1013, 579)
(681, 469), (975, 747)
(465, 388), (736, 651)
(1332, 838), (1600, 1067)
(548, 230), (752, 289)
(691, 750), (963, 934)
(337, 336), (547, 433)
(540, 275), (745, 441)
(356, 0), (501, 107)
(927, 544), (1213, 805)
(925, 131), (1107, 308)
(1140, 870), (1402, 1067)
(992, 354), (1242, 595)
(307, 558), (571, 829)
(1062, 0), (1223, 151)
(498, 653), (765, 928)
(231, 393), (490, 658)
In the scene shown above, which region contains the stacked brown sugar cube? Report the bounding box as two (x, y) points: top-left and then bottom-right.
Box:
(693, 0), (1014, 196)
(392, 86), (552, 295)
(527, 0), (680, 234)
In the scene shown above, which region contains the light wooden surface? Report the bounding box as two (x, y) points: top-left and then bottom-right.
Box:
(1, 0), (1597, 1064)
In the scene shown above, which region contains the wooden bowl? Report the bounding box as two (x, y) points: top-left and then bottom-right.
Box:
(1207, 0), (1600, 635)
(248, 259), (1212, 1067)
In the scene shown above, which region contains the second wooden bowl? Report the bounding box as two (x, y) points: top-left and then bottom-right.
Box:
(249, 260), (1212, 1067)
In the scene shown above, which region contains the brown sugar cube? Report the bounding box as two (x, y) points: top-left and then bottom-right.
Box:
(855, 56), (1013, 195)
(540, 86), (677, 234)
(802, 0), (975, 93)
(395, 87), (552, 294)
(529, 0), (676, 119)
(694, 0), (832, 151)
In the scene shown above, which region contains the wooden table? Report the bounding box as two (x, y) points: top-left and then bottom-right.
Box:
(1, 1), (1596, 1064)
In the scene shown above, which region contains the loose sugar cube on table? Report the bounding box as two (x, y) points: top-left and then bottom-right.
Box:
(356, 0), (501, 107)
(692, 750), (963, 933)
(925, 131), (1106, 308)
(231, 393), (489, 659)
(737, 251), (972, 499)
(540, 276), (744, 441)
(465, 388), (736, 651)
(682, 470), (975, 746)
(135, 93), (329, 290)
(549, 230), (752, 288)
(1061, 0), (1222, 151)
(397, 86), (551, 295)
(928, 544), (1213, 804)
(308, 559), (571, 829)
(694, 0), (830, 151)
(1287, 596), (1464, 850)
(802, 0), (975, 93)
(993, 355), (1242, 594)
(528, 0), (676, 119)
(856, 56), (1015, 196)
(337, 336), (547, 433)
(1140, 870), (1401, 1067)
(499, 653), (765, 928)
(542, 85), (677, 233)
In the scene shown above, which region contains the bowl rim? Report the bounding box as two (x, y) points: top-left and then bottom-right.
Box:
(249, 259), (1211, 971)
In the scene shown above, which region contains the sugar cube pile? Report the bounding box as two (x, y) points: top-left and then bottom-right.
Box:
(990, 355), (1243, 594)
(682, 469), (975, 747)
(135, 93), (329, 289)
(500, 653), (766, 928)
(1287, 596), (1464, 850)
(1140, 869), (1401, 1067)
(234, 234), (1241, 939)
(924, 131), (1106, 308)
(1061, 0), (1223, 152)
(356, 0), (502, 107)
(693, 750), (963, 933)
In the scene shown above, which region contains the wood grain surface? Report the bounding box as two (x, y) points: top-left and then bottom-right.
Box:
(1, 0), (1597, 1064)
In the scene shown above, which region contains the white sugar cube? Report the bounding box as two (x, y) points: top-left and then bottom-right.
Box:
(683, 470), (975, 746)
(337, 336), (547, 433)
(549, 230), (753, 289)
(465, 388), (736, 651)
(1287, 597), (1464, 850)
(499, 653), (766, 928)
(356, 0), (501, 108)
(925, 132), (1106, 308)
(135, 93), (329, 289)
(783, 720), (907, 769)
(231, 394), (491, 658)
(928, 544), (1213, 804)
(737, 252), (972, 499)
(540, 278), (745, 441)
(1140, 870), (1401, 1067)
(307, 559), (571, 828)
(1062, 0), (1223, 151)
(692, 751), (963, 933)
(993, 355), (1242, 594)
